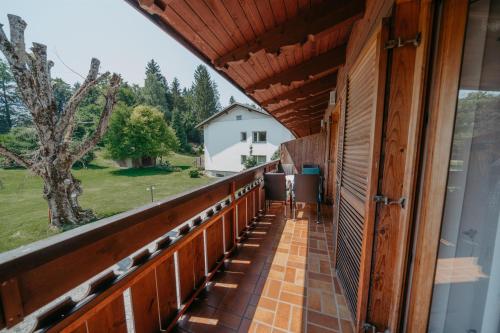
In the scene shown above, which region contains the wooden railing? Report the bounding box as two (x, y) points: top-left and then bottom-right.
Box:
(0, 161), (278, 332)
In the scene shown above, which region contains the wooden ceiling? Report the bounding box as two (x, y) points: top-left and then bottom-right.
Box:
(125, 0), (364, 137)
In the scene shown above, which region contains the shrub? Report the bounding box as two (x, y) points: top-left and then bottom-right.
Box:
(189, 169), (200, 178)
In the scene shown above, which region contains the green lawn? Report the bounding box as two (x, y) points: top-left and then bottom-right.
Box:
(0, 152), (213, 252)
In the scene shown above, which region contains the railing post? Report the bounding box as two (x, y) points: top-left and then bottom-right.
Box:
(1, 278), (23, 328)
(230, 181), (237, 248)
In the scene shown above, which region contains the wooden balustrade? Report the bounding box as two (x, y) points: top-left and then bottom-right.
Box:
(0, 161), (278, 332)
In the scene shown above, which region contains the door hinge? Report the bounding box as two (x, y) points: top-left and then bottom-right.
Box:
(384, 32), (421, 49)
(363, 323), (391, 333)
(374, 195), (406, 208)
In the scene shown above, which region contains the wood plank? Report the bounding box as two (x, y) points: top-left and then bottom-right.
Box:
(214, 0), (363, 68)
(155, 255), (177, 330)
(280, 133), (326, 174)
(273, 92), (330, 116)
(86, 296), (126, 333)
(192, 233), (205, 288)
(130, 270), (160, 333)
(261, 72), (337, 107)
(246, 45), (345, 92)
(223, 210), (235, 252)
(237, 200), (247, 236)
(206, 219), (224, 272)
(405, 1), (468, 332)
(177, 242), (195, 304)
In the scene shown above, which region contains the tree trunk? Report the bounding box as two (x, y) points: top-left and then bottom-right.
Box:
(0, 15), (121, 229)
(42, 168), (95, 228)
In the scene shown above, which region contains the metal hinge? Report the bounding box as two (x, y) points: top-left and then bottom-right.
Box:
(385, 32), (421, 49)
(374, 195), (406, 208)
(363, 323), (391, 333)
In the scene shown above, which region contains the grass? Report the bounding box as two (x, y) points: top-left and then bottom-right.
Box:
(0, 152), (213, 253)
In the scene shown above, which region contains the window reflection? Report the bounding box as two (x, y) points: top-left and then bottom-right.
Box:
(428, 0), (500, 332)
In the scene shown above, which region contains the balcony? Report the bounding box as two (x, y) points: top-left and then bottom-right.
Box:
(0, 160), (353, 333)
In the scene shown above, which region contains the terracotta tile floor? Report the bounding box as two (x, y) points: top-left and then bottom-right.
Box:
(174, 203), (354, 333)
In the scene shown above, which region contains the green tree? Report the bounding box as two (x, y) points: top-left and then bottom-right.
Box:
(106, 105), (178, 162)
(117, 82), (138, 107)
(192, 65), (220, 123)
(172, 107), (188, 151)
(0, 58), (27, 133)
(142, 60), (171, 120)
(0, 126), (38, 167)
(52, 78), (73, 114)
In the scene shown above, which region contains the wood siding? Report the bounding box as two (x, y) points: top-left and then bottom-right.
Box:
(280, 132), (326, 174)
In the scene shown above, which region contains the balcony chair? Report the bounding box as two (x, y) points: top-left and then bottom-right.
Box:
(302, 163), (321, 175)
(293, 174), (322, 223)
(264, 172), (288, 216)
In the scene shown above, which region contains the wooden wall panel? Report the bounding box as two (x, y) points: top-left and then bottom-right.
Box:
(247, 192), (255, 224)
(86, 296), (127, 333)
(155, 255), (177, 329)
(223, 211), (234, 252)
(237, 200), (247, 236)
(177, 244), (195, 303)
(130, 270), (160, 333)
(280, 132), (327, 174)
(206, 219), (224, 272)
(192, 234), (205, 288)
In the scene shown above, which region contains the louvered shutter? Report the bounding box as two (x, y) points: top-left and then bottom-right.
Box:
(335, 24), (388, 327)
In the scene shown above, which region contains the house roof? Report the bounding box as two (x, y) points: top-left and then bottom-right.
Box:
(195, 102), (269, 129)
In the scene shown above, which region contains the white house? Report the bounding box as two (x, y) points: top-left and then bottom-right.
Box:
(196, 102), (294, 177)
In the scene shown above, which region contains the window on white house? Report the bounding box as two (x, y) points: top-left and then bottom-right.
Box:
(255, 155), (266, 164)
(240, 132), (247, 141)
(252, 131), (267, 143)
(241, 155), (247, 164)
(236, 115), (242, 120)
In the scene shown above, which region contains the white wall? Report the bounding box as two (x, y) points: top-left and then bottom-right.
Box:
(203, 106), (293, 174)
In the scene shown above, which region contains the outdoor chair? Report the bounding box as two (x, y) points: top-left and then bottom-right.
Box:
(264, 172), (288, 216)
(302, 163), (321, 175)
(293, 174), (322, 223)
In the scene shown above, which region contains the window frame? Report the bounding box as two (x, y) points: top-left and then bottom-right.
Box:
(252, 131), (267, 143)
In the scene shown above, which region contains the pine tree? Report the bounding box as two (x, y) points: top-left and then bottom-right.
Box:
(171, 77), (187, 112)
(0, 58), (27, 133)
(192, 65), (220, 123)
(171, 107), (187, 151)
(142, 59), (171, 121)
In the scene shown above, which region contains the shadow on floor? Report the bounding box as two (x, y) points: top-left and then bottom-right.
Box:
(174, 202), (354, 333)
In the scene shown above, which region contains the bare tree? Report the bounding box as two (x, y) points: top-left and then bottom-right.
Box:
(0, 15), (121, 228)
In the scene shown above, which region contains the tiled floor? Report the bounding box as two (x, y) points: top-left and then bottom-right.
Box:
(174, 203), (354, 333)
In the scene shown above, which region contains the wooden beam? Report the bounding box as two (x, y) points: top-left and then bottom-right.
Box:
(285, 114), (324, 127)
(246, 45), (346, 93)
(281, 112), (324, 123)
(278, 107), (326, 121)
(272, 92), (330, 116)
(261, 73), (338, 107)
(214, 0), (363, 68)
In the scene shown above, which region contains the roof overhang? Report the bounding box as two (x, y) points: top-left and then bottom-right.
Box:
(124, 0), (365, 137)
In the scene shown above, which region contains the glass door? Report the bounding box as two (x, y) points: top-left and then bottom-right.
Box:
(427, 0), (500, 332)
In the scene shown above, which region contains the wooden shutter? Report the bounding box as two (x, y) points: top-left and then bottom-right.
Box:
(335, 23), (388, 328)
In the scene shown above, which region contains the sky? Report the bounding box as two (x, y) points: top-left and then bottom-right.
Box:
(0, 0), (253, 106)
